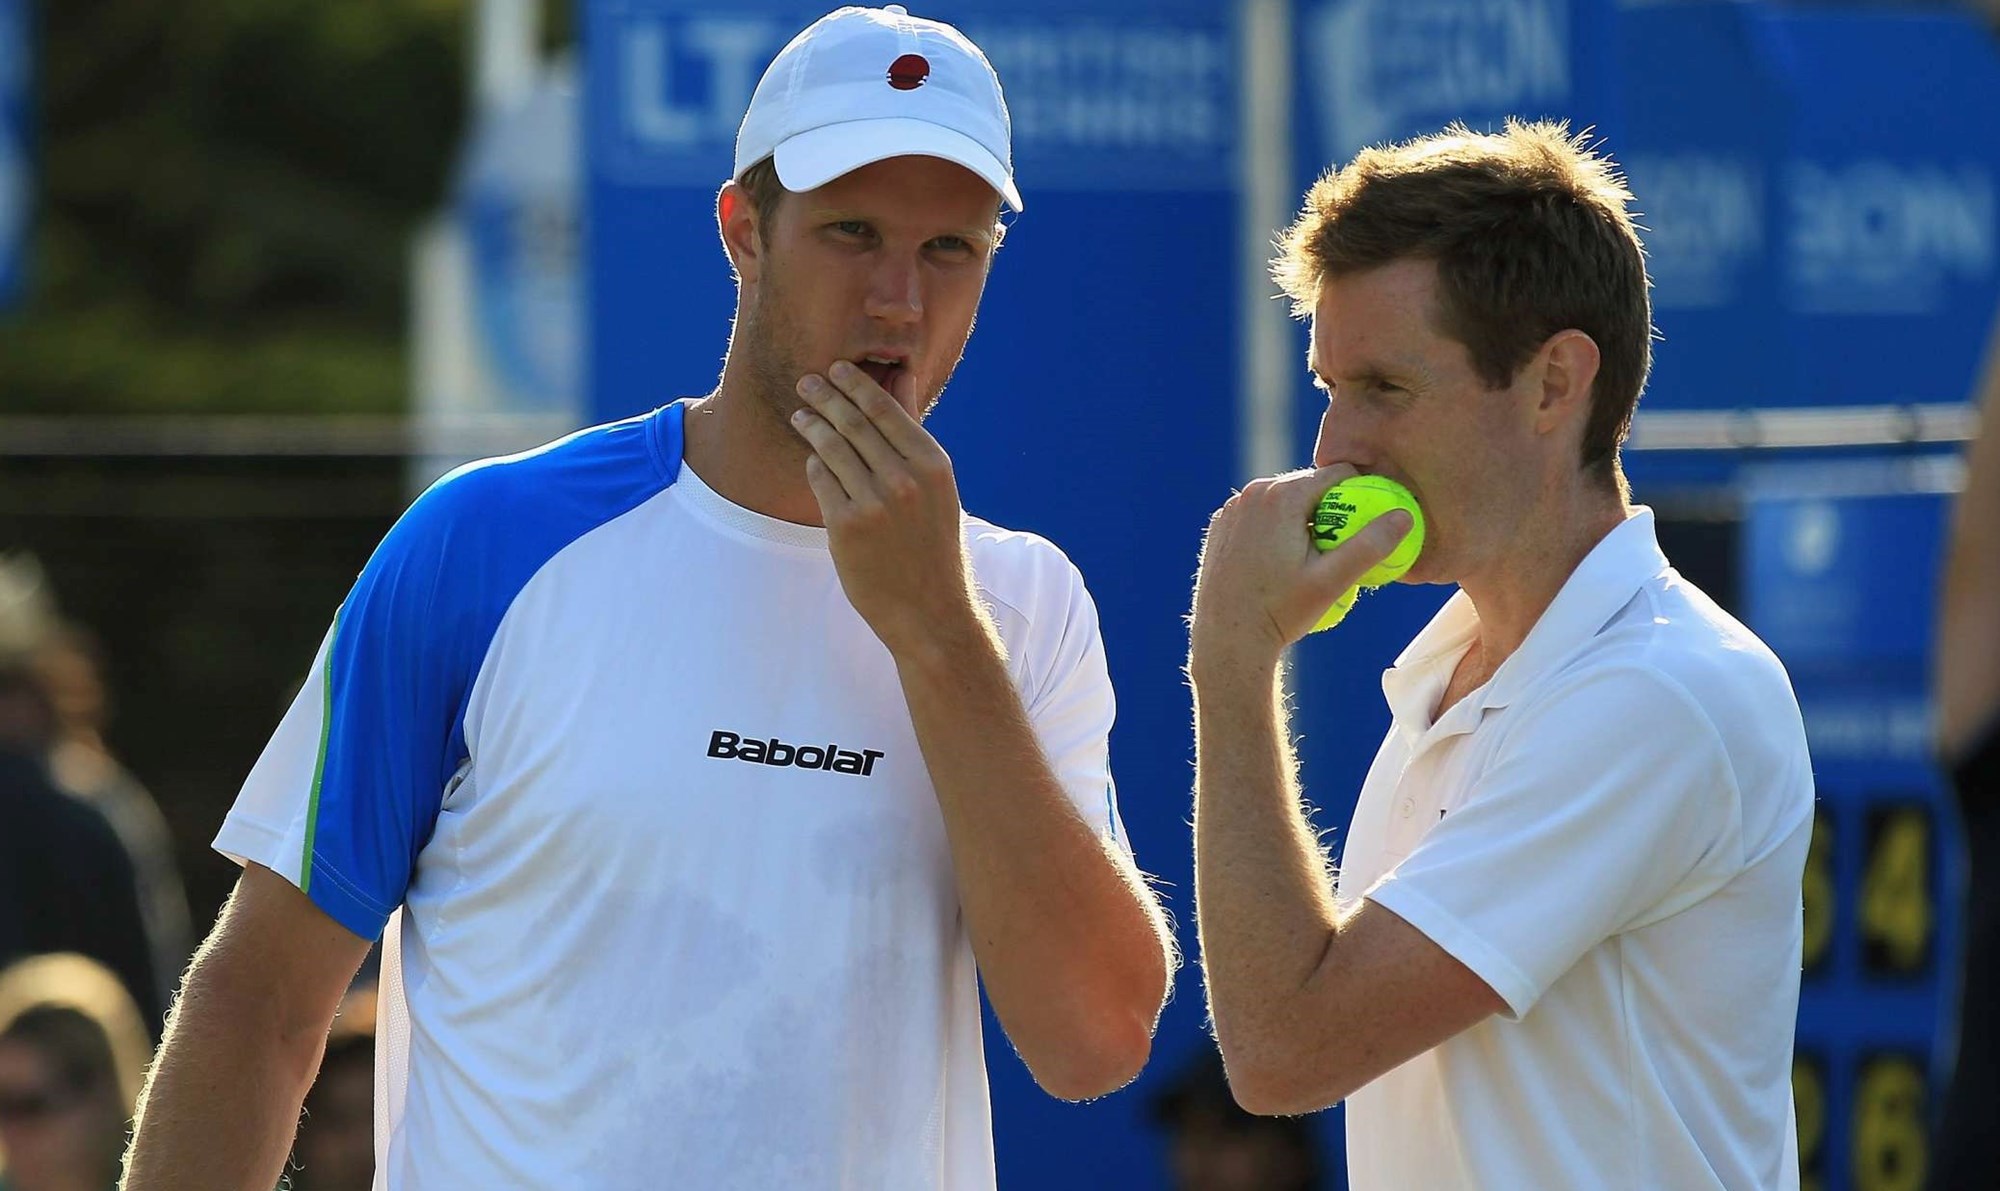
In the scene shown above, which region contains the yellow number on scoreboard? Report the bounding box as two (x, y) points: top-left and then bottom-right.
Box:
(1860, 807), (1931, 974)
(1852, 1055), (1927, 1191)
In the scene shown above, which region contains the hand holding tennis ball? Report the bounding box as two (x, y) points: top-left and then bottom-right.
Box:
(1309, 476), (1425, 632)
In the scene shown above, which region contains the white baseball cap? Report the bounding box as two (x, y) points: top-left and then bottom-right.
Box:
(733, 5), (1022, 211)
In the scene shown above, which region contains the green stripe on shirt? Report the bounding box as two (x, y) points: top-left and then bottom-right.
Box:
(300, 608), (340, 891)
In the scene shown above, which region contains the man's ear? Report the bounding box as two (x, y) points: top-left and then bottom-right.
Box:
(717, 181), (763, 284)
(1533, 329), (1602, 440)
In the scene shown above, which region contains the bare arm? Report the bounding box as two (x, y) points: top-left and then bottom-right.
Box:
(1188, 468), (1502, 1115)
(793, 364), (1174, 1101)
(122, 863), (372, 1191)
(895, 619), (1174, 1100)
(1937, 306), (2000, 762)
(1190, 657), (1502, 1114)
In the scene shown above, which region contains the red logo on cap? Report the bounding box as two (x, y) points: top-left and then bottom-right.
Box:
(887, 53), (930, 91)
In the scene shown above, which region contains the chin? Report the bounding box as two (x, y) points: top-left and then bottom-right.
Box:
(899, 380), (946, 422)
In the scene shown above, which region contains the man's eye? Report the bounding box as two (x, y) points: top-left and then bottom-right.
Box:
(832, 221), (869, 236)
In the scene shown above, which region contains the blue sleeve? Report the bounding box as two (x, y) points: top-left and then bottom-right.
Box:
(282, 406), (681, 938)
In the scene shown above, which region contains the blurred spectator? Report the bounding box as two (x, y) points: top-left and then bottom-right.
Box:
(0, 953), (153, 1191)
(287, 983), (376, 1191)
(1933, 306), (2000, 1186)
(0, 559), (51, 643)
(0, 561), (160, 1038)
(1149, 1050), (1322, 1191)
(32, 622), (193, 1012)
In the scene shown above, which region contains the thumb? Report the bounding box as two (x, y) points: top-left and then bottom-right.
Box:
(1303, 508), (1413, 595)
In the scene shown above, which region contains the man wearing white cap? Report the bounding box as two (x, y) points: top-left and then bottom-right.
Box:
(122, 8), (1175, 1189)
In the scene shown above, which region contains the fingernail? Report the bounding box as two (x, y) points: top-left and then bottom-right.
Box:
(829, 360), (856, 381)
(796, 376), (821, 397)
(791, 408), (810, 425)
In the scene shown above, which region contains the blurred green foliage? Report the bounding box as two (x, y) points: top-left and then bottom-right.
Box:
(0, 1), (569, 415)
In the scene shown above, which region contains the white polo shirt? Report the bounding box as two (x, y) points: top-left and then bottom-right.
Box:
(214, 403), (1128, 1189)
(1337, 509), (1813, 1191)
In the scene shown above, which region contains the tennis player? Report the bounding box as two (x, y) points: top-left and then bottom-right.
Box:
(1187, 121), (1814, 1189)
(122, 8), (1174, 1188)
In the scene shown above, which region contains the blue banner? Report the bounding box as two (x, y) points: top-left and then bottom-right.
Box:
(1615, 1), (1783, 419)
(1293, 0), (1618, 169)
(1764, 10), (2000, 413)
(0, 0), (28, 310)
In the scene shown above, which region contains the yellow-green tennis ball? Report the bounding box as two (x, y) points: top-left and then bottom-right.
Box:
(1311, 476), (1425, 588)
(1311, 584), (1359, 634)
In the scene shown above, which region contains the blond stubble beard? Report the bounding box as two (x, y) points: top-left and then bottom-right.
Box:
(731, 261), (961, 442)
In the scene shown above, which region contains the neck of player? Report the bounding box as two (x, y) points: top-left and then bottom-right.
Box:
(1455, 474), (1632, 669)
(680, 374), (830, 529)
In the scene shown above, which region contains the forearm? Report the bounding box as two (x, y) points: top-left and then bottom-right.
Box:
(896, 617), (1172, 1100)
(1191, 658), (1340, 1061)
(122, 944), (325, 1190)
(1938, 310), (2000, 757)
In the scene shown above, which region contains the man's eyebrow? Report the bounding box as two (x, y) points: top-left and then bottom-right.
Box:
(945, 224), (999, 249)
(1310, 364), (1401, 388)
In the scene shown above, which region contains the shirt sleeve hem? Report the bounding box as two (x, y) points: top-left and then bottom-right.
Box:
(211, 816), (392, 942)
(1366, 879), (1541, 1020)
(305, 857), (394, 942)
(212, 815), (290, 872)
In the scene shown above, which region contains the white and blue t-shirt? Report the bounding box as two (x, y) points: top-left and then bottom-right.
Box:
(215, 402), (1129, 1190)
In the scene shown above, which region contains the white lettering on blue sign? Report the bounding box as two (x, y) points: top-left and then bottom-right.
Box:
(1307, 0), (1570, 161)
(595, 7), (1234, 191)
(1783, 500), (1840, 577)
(966, 24), (1230, 154)
(1787, 159), (1996, 315)
(1800, 697), (1934, 763)
(621, 17), (786, 154)
(1627, 153), (1764, 312)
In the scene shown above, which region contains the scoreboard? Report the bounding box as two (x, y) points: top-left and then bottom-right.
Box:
(1744, 458), (1966, 1191)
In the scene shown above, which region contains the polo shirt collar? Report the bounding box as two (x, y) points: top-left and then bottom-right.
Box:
(1381, 507), (1670, 733)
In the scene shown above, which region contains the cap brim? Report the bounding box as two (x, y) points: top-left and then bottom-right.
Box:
(772, 117), (1023, 212)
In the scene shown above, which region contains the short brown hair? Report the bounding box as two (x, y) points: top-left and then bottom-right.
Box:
(1275, 120), (1653, 487)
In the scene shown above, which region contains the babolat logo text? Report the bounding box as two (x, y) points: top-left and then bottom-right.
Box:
(706, 730), (885, 777)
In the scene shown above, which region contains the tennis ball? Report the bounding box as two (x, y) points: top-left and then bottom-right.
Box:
(1306, 476), (1424, 634)
(1310, 584), (1359, 633)
(1311, 476), (1425, 588)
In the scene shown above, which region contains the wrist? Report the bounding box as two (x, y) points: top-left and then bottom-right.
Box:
(883, 600), (998, 675)
(1187, 644), (1284, 699)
